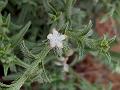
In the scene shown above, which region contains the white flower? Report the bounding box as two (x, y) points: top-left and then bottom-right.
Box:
(47, 28), (66, 48)
(63, 63), (69, 72)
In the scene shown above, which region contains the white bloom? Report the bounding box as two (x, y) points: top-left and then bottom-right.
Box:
(63, 63), (69, 72)
(47, 28), (66, 48)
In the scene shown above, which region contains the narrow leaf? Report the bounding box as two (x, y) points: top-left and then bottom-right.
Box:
(11, 21), (31, 48)
(5, 14), (11, 28)
(3, 64), (9, 76)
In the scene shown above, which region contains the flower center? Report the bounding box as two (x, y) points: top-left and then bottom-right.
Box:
(53, 34), (60, 43)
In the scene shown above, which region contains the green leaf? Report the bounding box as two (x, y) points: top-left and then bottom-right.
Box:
(80, 20), (92, 36)
(108, 36), (116, 44)
(11, 21), (31, 48)
(0, 0), (8, 12)
(65, 0), (74, 19)
(79, 46), (85, 60)
(0, 13), (3, 24)
(20, 40), (35, 59)
(5, 14), (11, 28)
(0, 82), (10, 88)
(85, 38), (96, 49)
(3, 64), (9, 76)
(4, 44), (51, 90)
(105, 52), (112, 64)
(14, 58), (29, 69)
(42, 0), (57, 13)
(86, 30), (93, 37)
(99, 52), (112, 68)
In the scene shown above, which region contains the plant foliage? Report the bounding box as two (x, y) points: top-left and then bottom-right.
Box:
(0, 0), (120, 90)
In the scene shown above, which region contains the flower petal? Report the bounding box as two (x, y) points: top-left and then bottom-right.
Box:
(52, 28), (59, 35)
(47, 34), (53, 39)
(56, 42), (63, 48)
(63, 63), (69, 72)
(59, 35), (66, 40)
(50, 41), (56, 48)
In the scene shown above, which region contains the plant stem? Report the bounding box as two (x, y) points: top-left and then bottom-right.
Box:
(4, 45), (51, 90)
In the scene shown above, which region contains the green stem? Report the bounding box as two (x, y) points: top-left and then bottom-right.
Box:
(14, 58), (29, 69)
(3, 44), (51, 90)
(66, 0), (74, 19)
